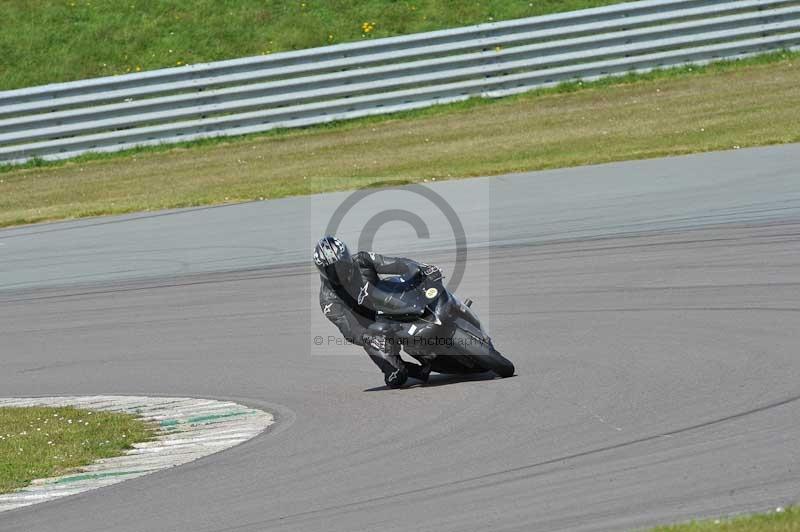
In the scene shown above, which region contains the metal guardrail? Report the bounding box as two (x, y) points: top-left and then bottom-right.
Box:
(1, 0), (798, 164)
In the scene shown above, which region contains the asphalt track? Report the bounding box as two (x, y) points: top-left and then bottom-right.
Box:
(1, 144), (799, 531)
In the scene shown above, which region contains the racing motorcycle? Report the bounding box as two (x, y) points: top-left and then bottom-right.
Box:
(367, 265), (515, 378)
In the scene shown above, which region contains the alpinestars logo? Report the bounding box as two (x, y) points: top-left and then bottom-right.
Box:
(358, 282), (369, 305)
(323, 303), (332, 315)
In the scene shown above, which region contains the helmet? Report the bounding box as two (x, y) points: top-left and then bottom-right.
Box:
(313, 236), (354, 284)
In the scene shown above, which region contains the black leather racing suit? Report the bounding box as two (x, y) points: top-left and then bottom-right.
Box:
(319, 251), (430, 387)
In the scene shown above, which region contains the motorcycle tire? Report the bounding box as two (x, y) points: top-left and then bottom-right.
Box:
(453, 327), (515, 378)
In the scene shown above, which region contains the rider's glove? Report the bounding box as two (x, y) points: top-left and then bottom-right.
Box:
(419, 263), (442, 281)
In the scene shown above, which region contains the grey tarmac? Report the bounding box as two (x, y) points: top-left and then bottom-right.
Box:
(0, 143), (798, 531)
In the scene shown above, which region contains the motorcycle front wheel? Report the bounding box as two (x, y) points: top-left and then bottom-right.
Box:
(452, 327), (515, 378)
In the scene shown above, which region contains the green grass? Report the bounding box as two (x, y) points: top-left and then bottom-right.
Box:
(3, 50), (795, 176)
(0, 0), (627, 90)
(0, 406), (156, 494)
(653, 507), (800, 531)
(0, 51), (798, 228)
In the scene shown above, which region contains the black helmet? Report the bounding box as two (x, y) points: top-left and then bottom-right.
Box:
(313, 236), (355, 284)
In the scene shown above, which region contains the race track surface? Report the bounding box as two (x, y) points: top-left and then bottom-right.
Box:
(1, 144), (799, 531)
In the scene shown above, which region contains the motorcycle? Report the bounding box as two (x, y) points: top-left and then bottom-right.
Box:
(367, 265), (515, 379)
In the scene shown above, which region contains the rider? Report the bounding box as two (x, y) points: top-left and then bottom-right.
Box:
(314, 235), (432, 388)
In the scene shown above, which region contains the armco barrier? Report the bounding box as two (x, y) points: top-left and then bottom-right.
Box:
(1, 0), (798, 164)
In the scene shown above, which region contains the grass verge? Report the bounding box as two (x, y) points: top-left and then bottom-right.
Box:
(0, 52), (798, 228)
(653, 507), (800, 531)
(0, 406), (155, 494)
(0, 0), (626, 90)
